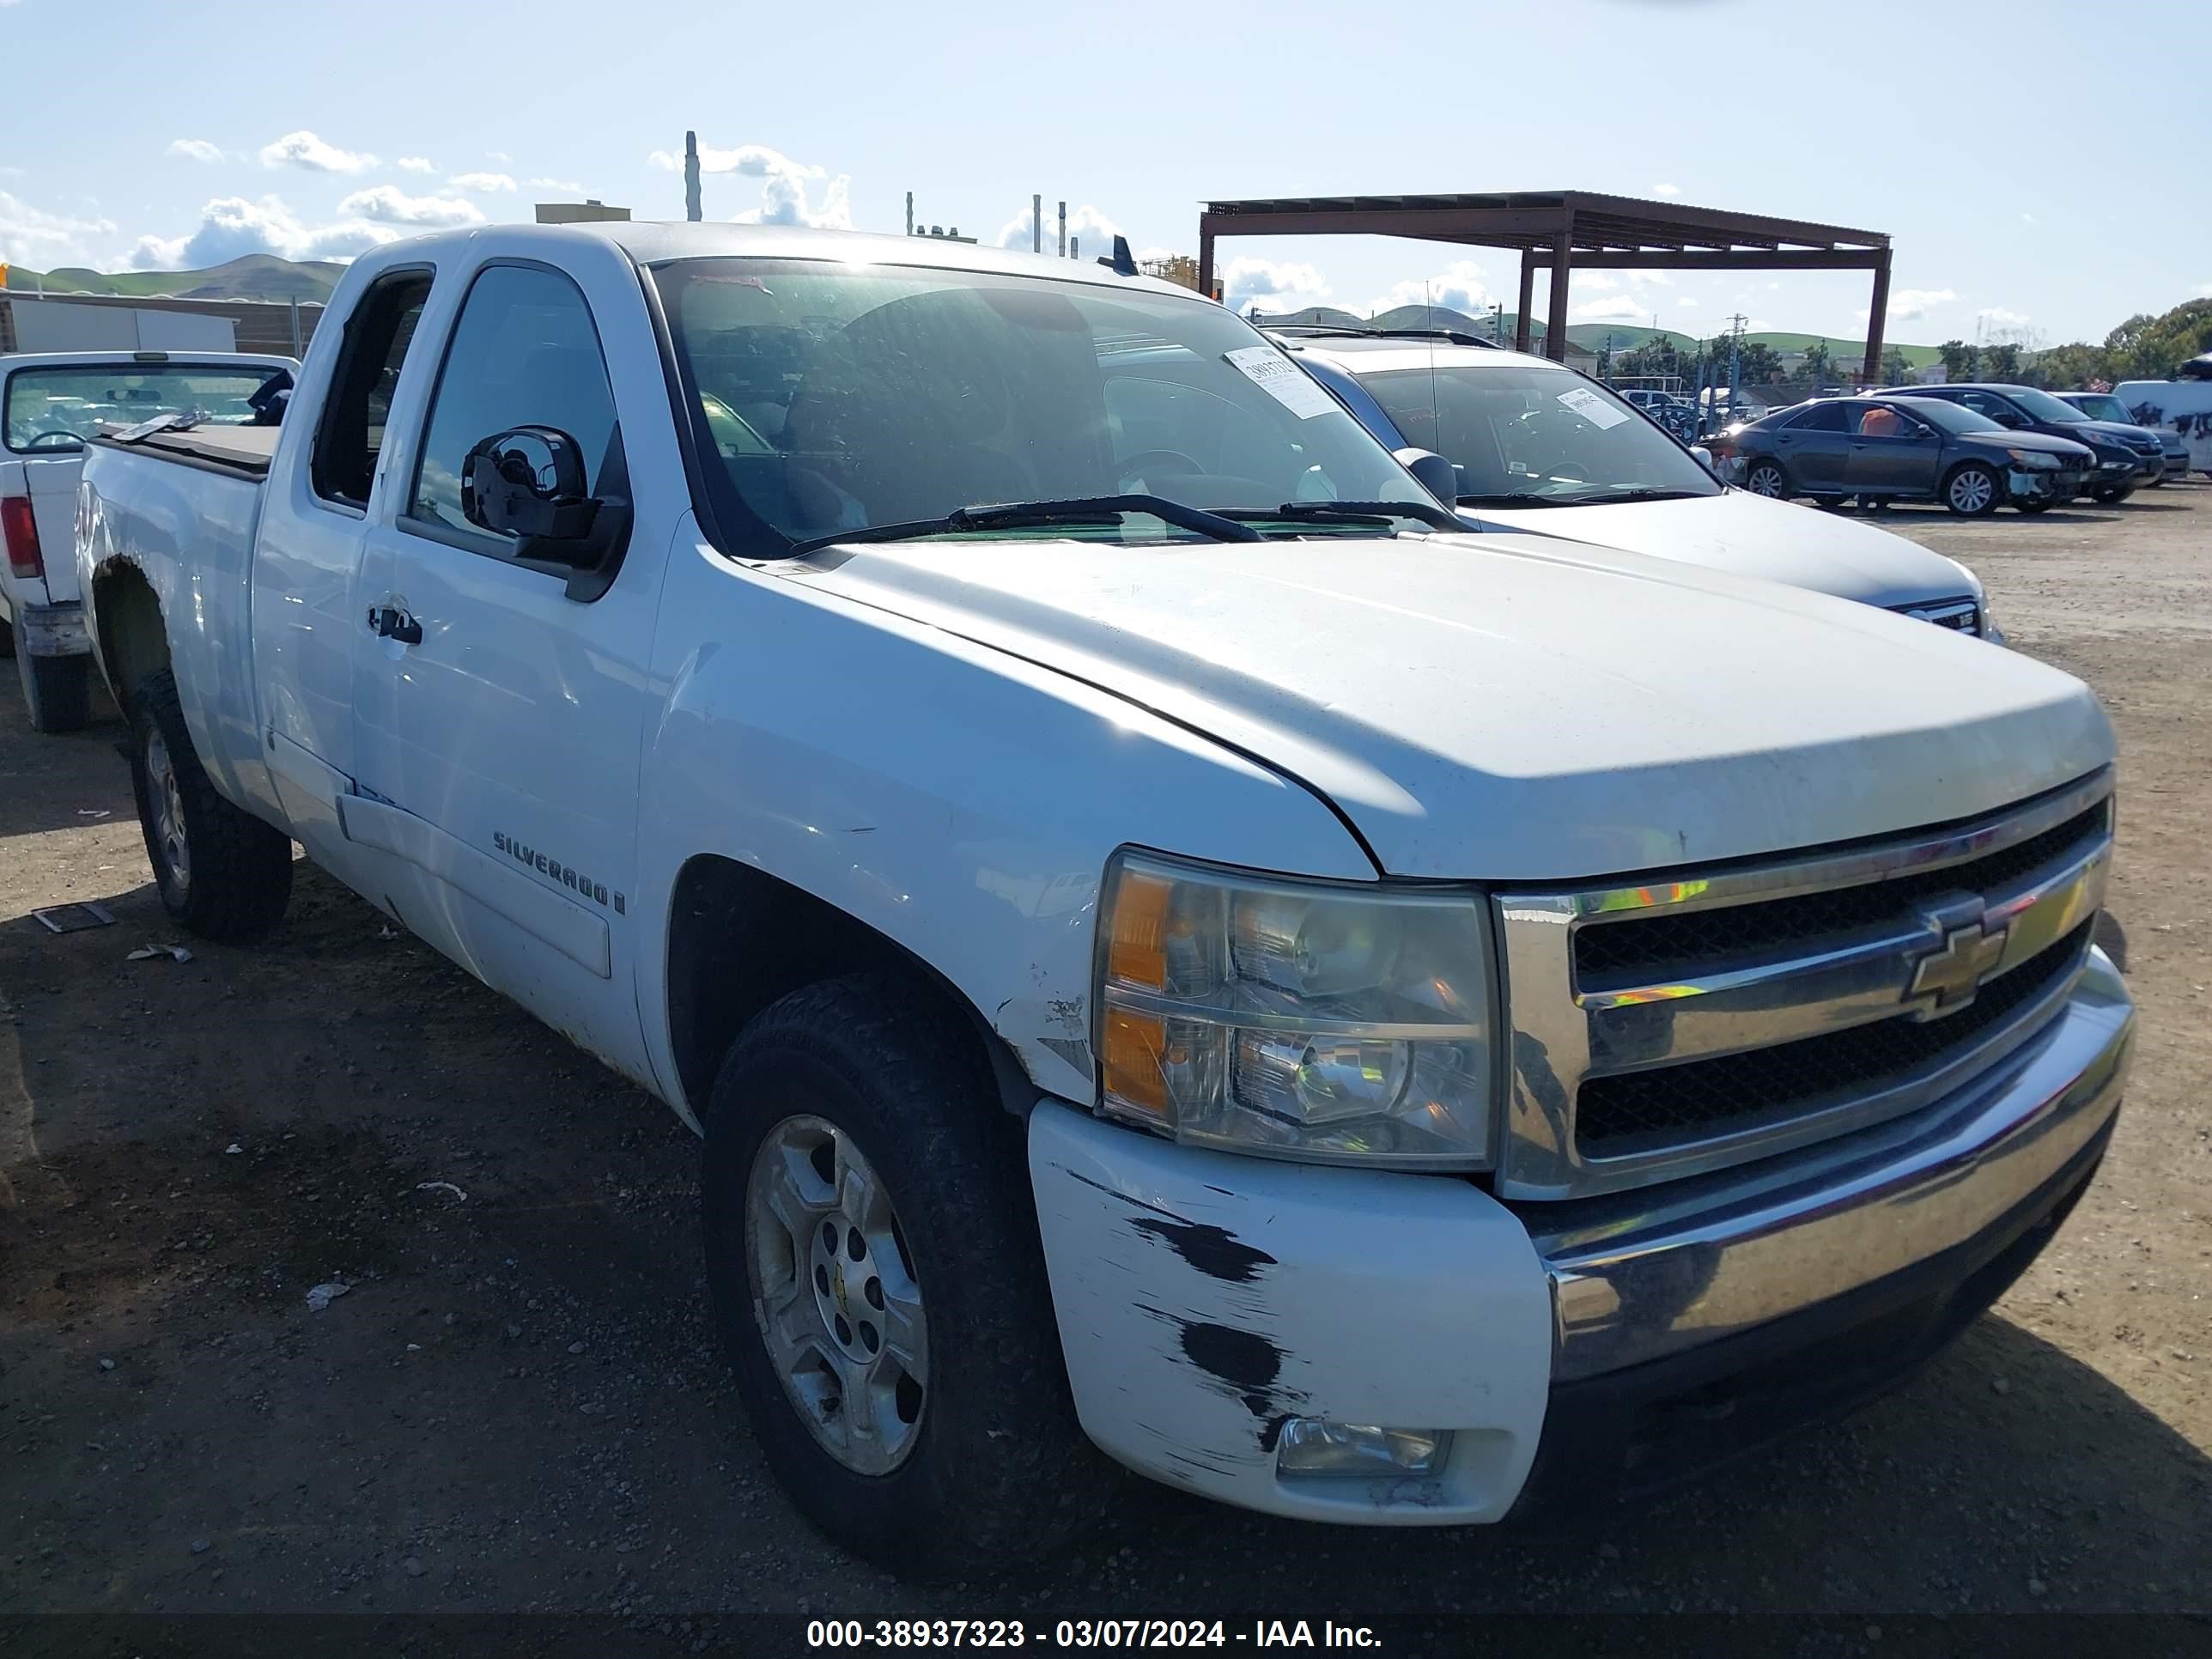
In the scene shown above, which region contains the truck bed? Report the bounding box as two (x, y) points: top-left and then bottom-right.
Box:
(88, 423), (280, 481)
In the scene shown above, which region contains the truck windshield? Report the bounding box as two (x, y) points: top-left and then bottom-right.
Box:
(2065, 394), (2129, 423)
(2, 363), (283, 453)
(1355, 362), (1721, 504)
(651, 258), (1425, 552)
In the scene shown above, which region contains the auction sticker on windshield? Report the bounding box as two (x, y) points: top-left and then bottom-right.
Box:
(1556, 386), (1630, 429)
(1224, 346), (1340, 420)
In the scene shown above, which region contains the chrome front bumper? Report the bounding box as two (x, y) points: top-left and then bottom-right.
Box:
(1527, 946), (2132, 1382)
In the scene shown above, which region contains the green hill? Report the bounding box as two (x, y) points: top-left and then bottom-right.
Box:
(3, 255), (342, 303)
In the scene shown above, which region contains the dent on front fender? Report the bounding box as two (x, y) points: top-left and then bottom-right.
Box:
(1027, 1102), (1553, 1524)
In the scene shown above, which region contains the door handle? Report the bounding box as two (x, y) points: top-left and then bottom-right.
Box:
(366, 604), (422, 646)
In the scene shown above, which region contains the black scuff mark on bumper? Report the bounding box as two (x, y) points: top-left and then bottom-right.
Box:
(1058, 1165), (1279, 1284)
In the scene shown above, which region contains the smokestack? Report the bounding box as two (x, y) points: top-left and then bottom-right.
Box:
(1058, 201), (1066, 258)
(684, 131), (702, 223)
(1032, 193), (1042, 253)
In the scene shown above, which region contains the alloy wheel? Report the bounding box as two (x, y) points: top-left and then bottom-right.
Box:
(744, 1114), (928, 1476)
(1949, 470), (1994, 514)
(145, 728), (191, 894)
(1746, 463), (1785, 497)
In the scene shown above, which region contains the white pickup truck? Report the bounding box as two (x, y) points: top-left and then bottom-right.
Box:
(2, 349), (295, 731)
(75, 222), (2133, 1576)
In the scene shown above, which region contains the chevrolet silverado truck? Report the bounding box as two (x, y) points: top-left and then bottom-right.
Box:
(75, 222), (2133, 1576)
(2, 349), (295, 732)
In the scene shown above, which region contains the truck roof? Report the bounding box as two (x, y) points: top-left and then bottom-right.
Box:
(0, 349), (297, 370)
(373, 221), (1199, 301)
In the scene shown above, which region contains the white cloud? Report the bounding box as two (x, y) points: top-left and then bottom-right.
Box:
(1651, 183), (1682, 197)
(1222, 255), (1332, 319)
(530, 176), (586, 195)
(167, 138), (224, 164)
(447, 171), (517, 194)
(1977, 306), (2030, 329)
(648, 142), (820, 179)
(2195, 282), (2212, 298)
(487, 151), (512, 164)
(398, 156), (437, 173)
(258, 130), (378, 174)
(1365, 259), (1492, 319)
(0, 190), (118, 267)
(1676, 297), (1700, 308)
(2021, 212), (2038, 225)
(128, 195), (396, 270)
(1627, 270), (1672, 288)
(1574, 296), (1647, 322)
(1886, 286), (1956, 322)
(997, 201), (1121, 255)
(337, 185), (486, 228)
(649, 141), (851, 230)
(1575, 272), (1618, 291)
(738, 172), (853, 230)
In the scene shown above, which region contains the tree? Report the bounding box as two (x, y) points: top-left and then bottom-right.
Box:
(1798, 339), (1832, 392)
(1735, 342), (1784, 384)
(2026, 342), (2107, 390)
(1937, 339), (1981, 382)
(1984, 342), (2021, 381)
(1881, 346), (1912, 385)
(2104, 300), (2212, 380)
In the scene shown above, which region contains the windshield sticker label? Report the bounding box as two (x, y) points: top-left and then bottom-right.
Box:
(1556, 386), (1631, 429)
(1224, 345), (1340, 420)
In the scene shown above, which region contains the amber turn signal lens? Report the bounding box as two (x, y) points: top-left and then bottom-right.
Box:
(1101, 1007), (1170, 1120)
(1107, 870), (1174, 989)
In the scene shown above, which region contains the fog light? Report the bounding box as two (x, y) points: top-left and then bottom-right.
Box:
(1275, 1418), (1452, 1477)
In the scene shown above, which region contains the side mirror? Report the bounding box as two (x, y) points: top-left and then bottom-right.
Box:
(1691, 445), (1715, 470)
(463, 426), (601, 546)
(460, 424), (635, 600)
(1394, 447), (1459, 505)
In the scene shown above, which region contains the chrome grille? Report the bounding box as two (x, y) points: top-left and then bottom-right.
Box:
(1893, 597), (1981, 636)
(1493, 769), (2113, 1200)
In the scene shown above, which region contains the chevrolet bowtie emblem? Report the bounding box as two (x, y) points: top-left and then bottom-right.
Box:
(1905, 919), (2010, 1013)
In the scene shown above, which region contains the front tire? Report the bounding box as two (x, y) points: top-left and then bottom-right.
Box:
(2013, 497), (2054, 514)
(17, 648), (91, 733)
(1944, 464), (2001, 517)
(2090, 483), (2135, 505)
(128, 669), (294, 941)
(1743, 459), (1790, 499)
(701, 973), (1108, 1578)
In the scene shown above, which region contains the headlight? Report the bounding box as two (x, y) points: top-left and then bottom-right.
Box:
(2005, 448), (2060, 470)
(1093, 850), (1496, 1168)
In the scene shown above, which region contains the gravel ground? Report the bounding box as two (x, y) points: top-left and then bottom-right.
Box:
(2, 488), (2208, 1629)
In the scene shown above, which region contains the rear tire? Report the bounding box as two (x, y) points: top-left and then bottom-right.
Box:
(128, 668), (294, 942)
(0, 615), (15, 658)
(2090, 483), (2135, 505)
(1943, 464), (2001, 517)
(17, 648), (90, 733)
(2013, 498), (2054, 514)
(701, 972), (1110, 1579)
(1743, 459), (1790, 500)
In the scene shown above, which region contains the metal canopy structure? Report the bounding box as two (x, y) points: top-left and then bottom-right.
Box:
(1198, 190), (1894, 384)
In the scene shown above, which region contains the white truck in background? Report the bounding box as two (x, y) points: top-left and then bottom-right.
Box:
(75, 222), (2133, 1577)
(1, 349), (293, 730)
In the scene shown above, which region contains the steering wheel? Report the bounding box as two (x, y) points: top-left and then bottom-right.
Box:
(21, 430), (82, 452)
(1118, 447), (1204, 480)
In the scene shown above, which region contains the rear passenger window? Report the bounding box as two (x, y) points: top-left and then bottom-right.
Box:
(1784, 403), (1851, 433)
(407, 264), (618, 544)
(311, 270), (432, 510)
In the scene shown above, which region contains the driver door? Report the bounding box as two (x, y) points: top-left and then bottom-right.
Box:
(1845, 405), (1943, 496)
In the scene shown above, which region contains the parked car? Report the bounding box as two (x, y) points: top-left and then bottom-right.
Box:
(1709, 394), (2094, 516)
(1, 349), (295, 731)
(1881, 382), (2163, 503)
(1273, 330), (2007, 638)
(2057, 392), (2189, 483)
(77, 222), (2131, 1577)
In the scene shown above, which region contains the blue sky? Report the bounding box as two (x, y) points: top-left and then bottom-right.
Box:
(3, 0), (2205, 347)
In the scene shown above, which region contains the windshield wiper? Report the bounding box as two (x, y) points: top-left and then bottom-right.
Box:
(1572, 486), (1709, 504)
(1215, 500), (1464, 532)
(787, 494), (1261, 556)
(1455, 490), (1569, 508)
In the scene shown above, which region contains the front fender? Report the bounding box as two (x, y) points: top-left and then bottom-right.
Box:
(634, 528), (1374, 1115)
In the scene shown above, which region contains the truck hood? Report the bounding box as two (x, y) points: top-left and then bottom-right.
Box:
(777, 531), (2112, 881)
(1454, 489), (1983, 611)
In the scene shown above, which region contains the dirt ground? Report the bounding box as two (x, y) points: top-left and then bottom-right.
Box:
(2, 487), (2208, 1631)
